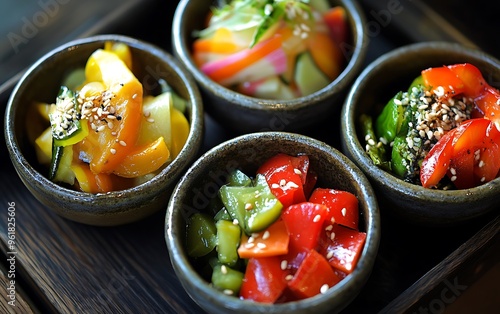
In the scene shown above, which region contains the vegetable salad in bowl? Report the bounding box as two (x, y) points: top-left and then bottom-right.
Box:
(192, 0), (349, 99)
(360, 63), (500, 190)
(29, 42), (190, 193)
(185, 153), (366, 302)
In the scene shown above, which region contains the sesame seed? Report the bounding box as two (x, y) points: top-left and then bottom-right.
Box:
(245, 203), (253, 210)
(341, 208), (347, 216)
(393, 98), (402, 105)
(147, 118), (155, 123)
(368, 139), (376, 146)
(451, 175), (457, 182)
(281, 260), (288, 270)
(110, 148), (117, 155)
(285, 275), (293, 281)
(450, 168), (456, 175)
(481, 176), (486, 182)
(271, 183), (279, 189)
(245, 242), (255, 249)
(479, 160), (485, 168)
(107, 121), (114, 129)
(313, 214), (321, 223)
(262, 231), (270, 240)
(97, 125), (106, 132)
(223, 289), (233, 296)
(294, 168), (302, 175)
(119, 140), (127, 147)
(330, 232), (336, 241)
(320, 284), (329, 294)
(280, 179), (286, 187)
(257, 243), (267, 249)
(325, 225), (333, 231)
(232, 219), (239, 225)
(221, 265), (228, 274)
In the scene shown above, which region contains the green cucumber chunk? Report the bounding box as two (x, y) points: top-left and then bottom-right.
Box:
(295, 51), (330, 96)
(211, 263), (244, 295)
(215, 219), (241, 267)
(186, 213), (217, 258)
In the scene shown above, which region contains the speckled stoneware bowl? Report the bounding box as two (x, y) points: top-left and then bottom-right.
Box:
(165, 132), (380, 314)
(4, 34), (204, 226)
(341, 41), (500, 225)
(172, 0), (368, 133)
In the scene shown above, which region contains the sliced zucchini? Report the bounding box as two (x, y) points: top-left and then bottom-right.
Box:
(295, 52), (330, 96)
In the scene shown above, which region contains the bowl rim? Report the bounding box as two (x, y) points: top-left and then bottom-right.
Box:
(165, 131), (381, 313)
(341, 41), (500, 211)
(4, 34), (204, 210)
(171, 0), (368, 110)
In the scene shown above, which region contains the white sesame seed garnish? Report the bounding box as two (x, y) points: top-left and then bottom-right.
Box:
(232, 219), (239, 225)
(450, 167), (456, 175)
(245, 242), (255, 249)
(271, 183), (280, 189)
(279, 179), (286, 187)
(119, 140), (127, 147)
(281, 260), (288, 270)
(320, 284), (329, 294)
(257, 243), (267, 249)
(294, 168), (302, 175)
(221, 265), (228, 274)
(97, 125), (106, 132)
(223, 289), (233, 295)
(451, 176), (457, 182)
(147, 118), (155, 123)
(285, 275), (293, 281)
(481, 176), (486, 182)
(110, 148), (117, 155)
(330, 232), (336, 241)
(325, 225), (333, 231)
(313, 214), (321, 223)
(326, 251), (334, 259)
(341, 208), (347, 216)
(368, 139), (376, 146)
(245, 203), (253, 210)
(479, 160), (485, 168)
(262, 231), (270, 240)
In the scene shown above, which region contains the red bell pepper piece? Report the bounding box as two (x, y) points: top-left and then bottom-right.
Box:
(287, 249), (342, 300)
(308, 188), (359, 230)
(257, 153), (306, 208)
(318, 223), (366, 274)
(239, 256), (289, 303)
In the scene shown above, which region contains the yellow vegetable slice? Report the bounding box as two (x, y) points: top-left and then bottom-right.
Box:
(113, 136), (170, 178)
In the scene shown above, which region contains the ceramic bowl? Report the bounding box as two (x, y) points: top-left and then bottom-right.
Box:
(165, 132), (380, 314)
(4, 34), (204, 226)
(172, 0), (367, 133)
(341, 41), (500, 225)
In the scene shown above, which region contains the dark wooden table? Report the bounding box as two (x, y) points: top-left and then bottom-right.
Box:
(1, 1), (499, 313)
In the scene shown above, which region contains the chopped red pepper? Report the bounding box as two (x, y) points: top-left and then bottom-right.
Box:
(287, 249), (342, 299)
(308, 188), (359, 230)
(318, 224), (367, 274)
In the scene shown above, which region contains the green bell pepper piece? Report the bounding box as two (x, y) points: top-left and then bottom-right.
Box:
(375, 91), (405, 143)
(219, 173), (282, 235)
(359, 114), (391, 171)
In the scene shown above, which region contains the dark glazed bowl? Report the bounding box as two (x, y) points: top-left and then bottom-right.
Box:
(4, 34), (204, 226)
(165, 132), (380, 314)
(341, 41), (500, 225)
(172, 0), (368, 133)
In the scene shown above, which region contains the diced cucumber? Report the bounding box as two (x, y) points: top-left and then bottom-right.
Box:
(214, 207), (232, 222)
(250, 76), (296, 100)
(215, 219), (241, 267)
(186, 213), (217, 258)
(295, 52), (330, 96)
(211, 263), (244, 295)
